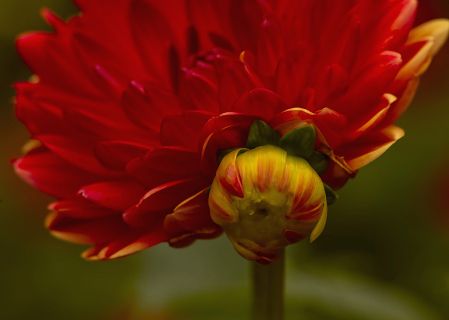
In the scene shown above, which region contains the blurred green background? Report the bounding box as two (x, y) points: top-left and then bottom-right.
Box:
(1, 1), (449, 319)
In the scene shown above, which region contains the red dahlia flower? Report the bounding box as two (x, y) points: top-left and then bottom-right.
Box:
(14, 0), (448, 261)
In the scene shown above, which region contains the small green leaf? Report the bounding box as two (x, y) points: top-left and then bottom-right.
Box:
(279, 125), (316, 159)
(307, 151), (329, 175)
(246, 120), (281, 149)
(205, 186), (212, 195)
(324, 184), (338, 205)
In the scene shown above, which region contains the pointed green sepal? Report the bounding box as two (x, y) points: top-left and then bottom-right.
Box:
(307, 151), (329, 175)
(246, 120), (281, 149)
(324, 184), (338, 205)
(205, 185), (212, 195)
(279, 124), (316, 159)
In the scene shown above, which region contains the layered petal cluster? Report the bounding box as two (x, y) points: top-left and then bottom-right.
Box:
(14, 0), (448, 259)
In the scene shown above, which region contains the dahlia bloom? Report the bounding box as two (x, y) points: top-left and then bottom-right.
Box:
(14, 0), (448, 260)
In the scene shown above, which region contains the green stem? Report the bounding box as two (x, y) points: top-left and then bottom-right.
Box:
(251, 250), (285, 320)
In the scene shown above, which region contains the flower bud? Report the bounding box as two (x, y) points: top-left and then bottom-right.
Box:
(208, 146), (327, 264)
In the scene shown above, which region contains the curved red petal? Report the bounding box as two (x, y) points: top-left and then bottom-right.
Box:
(46, 212), (130, 245)
(126, 146), (202, 190)
(123, 177), (210, 228)
(160, 110), (215, 149)
(78, 181), (147, 212)
(14, 150), (100, 198)
(94, 140), (152, 171)
(232, 89), (288, 119)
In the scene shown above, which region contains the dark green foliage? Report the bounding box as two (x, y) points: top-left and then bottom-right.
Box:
(279, 125), (316, 159)
(246, 119), (281, 149)
(324, 184), (339, 205)
(307, 151), (330, 176)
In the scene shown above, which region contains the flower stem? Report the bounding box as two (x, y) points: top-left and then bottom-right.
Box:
(251, 250), (285, 320)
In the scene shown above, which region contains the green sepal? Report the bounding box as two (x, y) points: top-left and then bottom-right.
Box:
(324, 184), (338, 205)
(307, 151), (329, 176)
(246, 120), (281, 149)
(279, 125), (316, 159)
(217, 148), (249, 165)
(205, 185), (212, 195)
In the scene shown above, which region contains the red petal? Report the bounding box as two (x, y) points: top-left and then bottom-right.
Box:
(14, 150), (99, 198)
(356, 0), (415, 56)
(89, 64), (123, 99)
(123, 177), (210, 228)
(128, 0), (185, 89)
(160, 110), (214, 149)
(126, 146), (202, 190)
(239, 50), (264, 87)
(334, 51), (402, 115)
(46, 212), (130, 245)
(383, 76), (419, 126)
(16, 32), (95, 96)
(171, 188), (217, 231)
(94, 140), (152, 171)
(78, 181), (147, 212)
(37, 134), (124, 177)
(215, 149), (245, 198)
(275, 45), (312, 106)
(320, 160), (353, 191)
(82, 220), (168, 260)
(218, 60), (256, 111)
(315, 108), (348, 130)
(269, 108), (343, 150)
(121, 82), (183, 132)
(49, 197), (119, 219)
(182, 68), (220, 113)
(284, 230), (307, 244)
(383, 0), (417, 51)
(230, 0), (263, 53)
(63, 107), (159, 146)
(327, 14), (361, 72)
(256, 17), (283, 78)
(40, 8), (65, 32)
(232, 89), (288, 119)
(340, 94), (395, 142)
(268, 108), (315, 130)
(340, 125), (405, 170)
(164, 214), (222, 248)
(201, 123), (251, 177)
(186, 0), (237, 52)
(313, 64), (349, 110)
(198, 112), (257, 149)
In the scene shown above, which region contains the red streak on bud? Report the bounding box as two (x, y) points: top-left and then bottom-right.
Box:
(292, 182), (316, 210)
(287, 202), (323, 221)
(208, 197), (234, 221)
(168, 234), (196, 248)
(277, 165), (290, 192)
(219, 164), (244, 198)
(256, 256), (275, 265)
(257, 161), (272, 192)
(254, 250), (277, 260)
(284, 230), (307, 244)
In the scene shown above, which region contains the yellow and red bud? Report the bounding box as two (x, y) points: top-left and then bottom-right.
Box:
(208, 146), (327, 264)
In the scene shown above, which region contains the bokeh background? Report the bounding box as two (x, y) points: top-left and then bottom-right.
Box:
(1, 1), (449, 319)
